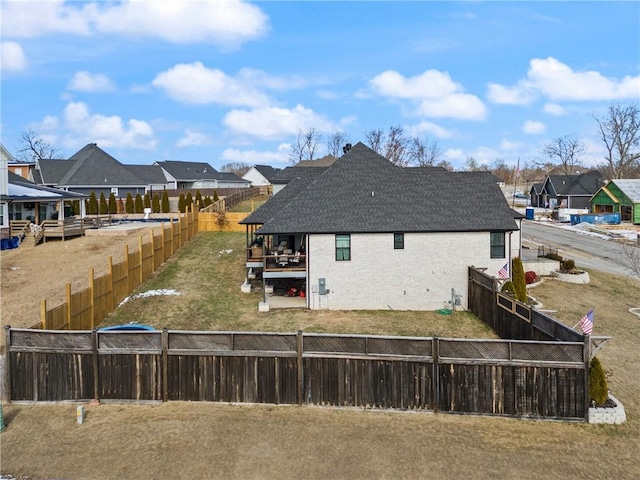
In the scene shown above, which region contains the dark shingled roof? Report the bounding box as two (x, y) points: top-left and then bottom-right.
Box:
(36, 158), (75, 185)
(544, 171), (604, 197)
(156, 160), (219, 181)
(252, 143), (518, 235)
(253, 165), (281, 180)
(271, 166), (329, 185)
(126, 165), (168, 185)
(295, 154), (337, 167)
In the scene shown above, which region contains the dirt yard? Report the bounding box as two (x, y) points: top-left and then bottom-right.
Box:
(0, 226), (162, 337)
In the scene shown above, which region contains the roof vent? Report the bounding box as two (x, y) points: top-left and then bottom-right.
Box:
(343, 143), (352, 154)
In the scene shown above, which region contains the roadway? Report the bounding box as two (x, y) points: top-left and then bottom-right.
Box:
(521, 221), (640, 279)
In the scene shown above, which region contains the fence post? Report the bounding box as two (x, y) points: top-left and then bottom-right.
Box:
(107, 256), (114, 313)
(41, 299), (47, 330)
(89, 267), (95, 330)
(92, 329), (99, 402)
(162, 328), (169, 403)
(138, 235), (144, 285)
(124, 244), (130, 292)
(66, 283), (72, 330)
(170, 219), (175, 255)
(4, 325), (11, 404)
(584, 335), (591, 423)
(432, 336), (439, 413)
(297, 330), (304, 406)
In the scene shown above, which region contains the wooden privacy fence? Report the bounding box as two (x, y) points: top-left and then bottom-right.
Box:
(197, 212), (249, 232)
(37, 210), (198, 331)
(468, 266), (585, 342)
(4, 328), (589, 420)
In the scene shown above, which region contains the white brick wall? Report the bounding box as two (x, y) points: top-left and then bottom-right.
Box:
(307, 232), (511, 311)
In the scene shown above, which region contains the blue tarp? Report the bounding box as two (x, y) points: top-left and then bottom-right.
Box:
(570, 213), (621, 225)
(0, 237), (20, 250)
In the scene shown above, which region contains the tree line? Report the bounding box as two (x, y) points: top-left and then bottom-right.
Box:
(83, 190), (219, 215)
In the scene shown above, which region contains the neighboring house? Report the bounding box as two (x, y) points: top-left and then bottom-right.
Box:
(156, 160), (250, 190)
(271, 165), (330, 195)
(591, 179), (640, 224)
(33, 143), (167, 199)
(540, 171), (604, 209)
(529, 183), (544, 208)
(242, 165), (281, 187)
(240, 143), (521, 311)
(295, 154), (337, 168)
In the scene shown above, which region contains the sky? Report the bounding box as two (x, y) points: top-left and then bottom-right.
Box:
(1, 0), (639, 171)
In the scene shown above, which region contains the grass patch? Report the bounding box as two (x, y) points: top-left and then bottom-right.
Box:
(105, 232), (496, 339)
(226, 195), (271, 212)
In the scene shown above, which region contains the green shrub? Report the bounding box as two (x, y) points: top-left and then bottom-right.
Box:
(512, 257), (527, 303)
(87, 191), (98, 215)
(134, 193), (144, 213)
(501, 280), (515, 294)
(589, 356), (608, 406)
(545, 253), (563, 262)
(213, 190), (219, 203)
(152, 193), (160, 213)
(99, 192), (108, 215)
(195, 190), (203, 208)
(178, 193), (186, 213)
(125, 193), (134, 214)
(186, 192), (193, 210)
(108, 193), (117, 214)
(562, 259), (575, 271)
(144, 193), (151, 209)
(161, 191), (170, 213)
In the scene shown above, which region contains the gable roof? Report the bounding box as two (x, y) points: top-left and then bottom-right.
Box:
(126, 165), (169, 185)
(530, 183), (543, 195)
(252, 143), (518, 235)
(608, 179), (640, 203)
(295, 154), (337, 168)
(253, 165), (281, 180)
(155, 160), (217, 181)
(544, 171), (604, 197)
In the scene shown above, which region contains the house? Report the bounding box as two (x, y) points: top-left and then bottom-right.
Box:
(591, 179), (640, 224)
(271, 165), (330, 195)
(33, 143), (170, 199)
(529, 183), (544, 208)
(240, 143), (521, 311)
(242, 165), (281, 187)
(155, 160), (250, 190)
(539, 171), (604, 209)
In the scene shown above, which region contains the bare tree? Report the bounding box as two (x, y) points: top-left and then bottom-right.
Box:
(436, 159), (454, 171)
(384, 126), (410, 166)
(364, 128), (385, 154)
(17, 130), (59, 162)
(409, 137), (442, 166)
(289, 128), (323, 164)
(491, 158), (513, 184)
(542, 135), (586, 175)
(220, 161), (251, 177)
(326, 131), (350, 157)
(592, 103), (640, 179)
(622, 242), (640, 278)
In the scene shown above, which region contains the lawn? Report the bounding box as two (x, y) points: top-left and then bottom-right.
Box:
(2, 231), (639, 480)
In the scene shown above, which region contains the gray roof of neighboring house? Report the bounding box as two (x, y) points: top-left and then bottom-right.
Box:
(155, 160), (218, 181)
(530, 183), (544, 194)
(35, 144), (147, 187)
(156, 160), (247, 183)
(253, 142), (519, 235)
(295, 154), (337, 168)
(544, 171), (604, 197)
(610, 179), (640, 203)
(271, 166), (329, 184)
(126, 165), (168, 185)
(253, 165), (281, 180)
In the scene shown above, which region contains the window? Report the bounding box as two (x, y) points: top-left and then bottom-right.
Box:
(394, 232), (404, 250)
(0, 203), (5, 227)
(490, 232), (505, 259)
(335, 234), (350, 261)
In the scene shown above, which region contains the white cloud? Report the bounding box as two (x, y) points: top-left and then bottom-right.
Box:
(543, 103), (567, 116)
(1, 0), (93, 38)
(223, 105), (337, 140)
(522, 120), (546, 134)
(67, 71), (116, 93)
(0, 41), (28, 71)
(2, 0), (268, 47)
(177, 130), (212, 148)
(61, 102), (156, 149)
(486, 83), (534, 105)
(405, 121), (453, 139)
(500, 139), (523, 151)
(220, 147), (289, 165)
(487, 57), (640, 105)
(370, 69), (487, 120)
(153, 62), (270, 107)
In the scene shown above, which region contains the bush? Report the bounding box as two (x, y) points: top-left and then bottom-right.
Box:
(87, 191), (98, 215)
(501, 280), (516, 294)
(178, 193), (186, 213)
(525, 271), (538, 284)
(99, 192), (108, 215)
(562, 259), (576, 271)
(134, 193), (144, 214)
(125, 193), (134, 214)
(152, 193), (160, 213)
(144, 193), (151, 209)
(108, 193), (117, 214)
(161, 191), (170, 213)
(512, 257), (527, 303)
(589, 356), (608, 406)
(544, 252), (563, 262)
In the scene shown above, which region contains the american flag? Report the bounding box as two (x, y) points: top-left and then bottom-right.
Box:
(579, 309), (594, 335)
(498, 263), (509, 278)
